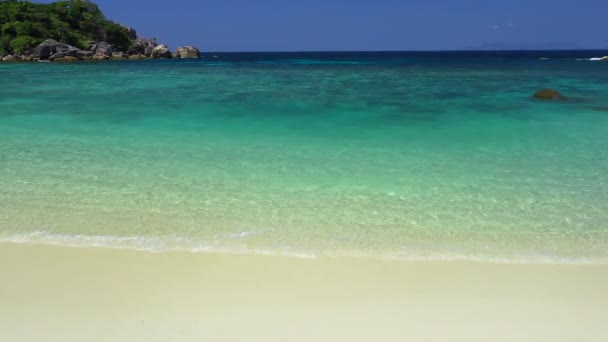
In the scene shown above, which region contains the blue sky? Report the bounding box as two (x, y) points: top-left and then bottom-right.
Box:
(45, 0), (608, 51)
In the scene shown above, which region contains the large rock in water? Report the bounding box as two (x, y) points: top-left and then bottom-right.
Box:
(533, 89), (565, 100)
(32, 39), (85, 60)
(173, 46), (201, 58)
(128, 37), (164, 57)
(90, 42), (115, 57)
(151, 45), (171, 58)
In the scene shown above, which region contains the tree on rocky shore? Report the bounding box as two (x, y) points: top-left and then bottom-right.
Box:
(0, 0), (135, 55)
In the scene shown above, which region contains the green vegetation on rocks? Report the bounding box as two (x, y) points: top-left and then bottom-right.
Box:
(0, 0), (135, 55)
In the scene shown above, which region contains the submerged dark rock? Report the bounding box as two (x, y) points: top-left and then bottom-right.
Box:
(533, 89), (565, 100)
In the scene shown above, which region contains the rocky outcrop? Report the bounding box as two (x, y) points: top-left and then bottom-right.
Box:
(145, 38), (159, 56)
(151, 44), (171, 58)
(31, 39), (61, 59)
(9, 34), (193, 62)
(127, 38), (148, 55)
(31, 39), (95, 61)
(32, 39), (88, 60)
(49, 50), (92, 61)
(2, 54), (20, 62)
(75, 50), (93, 59)
(112, 52), (128, 59)
(92, 55), (109, 61)
(126, 37), (158, 56)
(125, 37), (176, 59)
(533, 89), (565, 100)
(54, 56), (79, 62)
(49, 52), (69, 60)
(173, 46), (200, 58)
(90, 41), (115, 57)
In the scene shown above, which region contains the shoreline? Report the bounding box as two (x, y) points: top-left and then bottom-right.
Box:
(0, 56), (176, 63)
(1, 237), (607, 266)
(0, 55), (175, 63)
(1, 242), (607, 341)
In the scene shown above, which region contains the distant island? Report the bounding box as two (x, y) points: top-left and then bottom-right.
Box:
(0, 0), (200, 62)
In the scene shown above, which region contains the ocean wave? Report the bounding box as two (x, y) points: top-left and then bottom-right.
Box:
(1, 231), (607, 265)
(0, 231), (318, 259)
(589, 56), (608, 61)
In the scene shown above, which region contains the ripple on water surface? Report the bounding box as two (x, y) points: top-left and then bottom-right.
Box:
(1, 54), (608, 263)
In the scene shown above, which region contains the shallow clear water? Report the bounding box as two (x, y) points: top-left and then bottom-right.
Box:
(1, 51), (608, 262)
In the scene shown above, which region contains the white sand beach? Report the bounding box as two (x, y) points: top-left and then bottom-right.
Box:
(1, 242), (606, 342)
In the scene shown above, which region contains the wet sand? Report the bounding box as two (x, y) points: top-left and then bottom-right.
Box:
(1, 242), (607, 342)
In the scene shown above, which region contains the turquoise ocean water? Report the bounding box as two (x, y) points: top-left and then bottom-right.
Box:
(1, 51), (608, 263)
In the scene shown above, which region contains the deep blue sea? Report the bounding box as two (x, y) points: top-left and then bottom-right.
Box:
(1, 50), (607, 262)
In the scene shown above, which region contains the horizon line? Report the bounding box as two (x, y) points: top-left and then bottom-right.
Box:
(196, 48), (608, 53)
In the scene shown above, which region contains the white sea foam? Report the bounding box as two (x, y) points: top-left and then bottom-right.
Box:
(1, 231), (607, 265)
(589, 56), (608, 61)
(0, 231), (319, 259)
